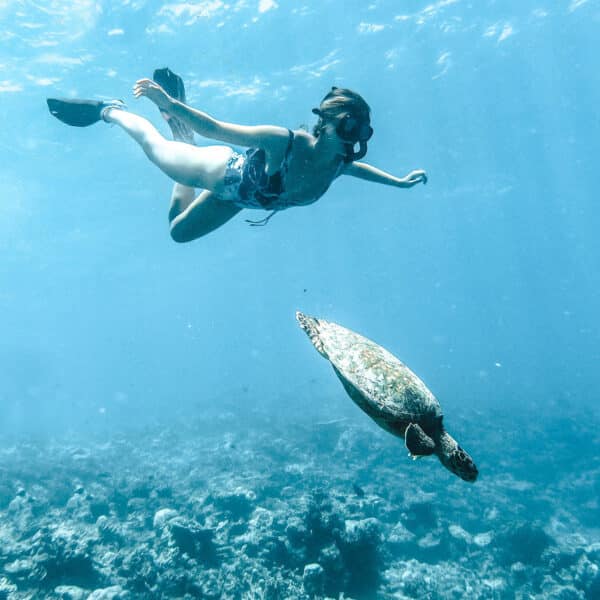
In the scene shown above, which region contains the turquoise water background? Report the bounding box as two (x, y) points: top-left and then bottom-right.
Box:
(1, 0), (599, 436)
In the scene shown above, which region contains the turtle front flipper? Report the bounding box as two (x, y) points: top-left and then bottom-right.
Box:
(405, 423), (436, 459)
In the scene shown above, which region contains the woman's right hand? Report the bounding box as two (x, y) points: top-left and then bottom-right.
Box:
(402, 169), (428, 187)
(133, 78), (172, 112)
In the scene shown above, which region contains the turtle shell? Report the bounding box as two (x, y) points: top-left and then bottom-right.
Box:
(297, 312), (443, 438)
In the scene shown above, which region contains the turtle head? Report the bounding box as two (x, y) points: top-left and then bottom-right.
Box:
(437, 432), (478, 482)
(445, 445), (478, 482)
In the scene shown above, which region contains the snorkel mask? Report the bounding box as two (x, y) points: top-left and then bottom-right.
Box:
(312, 107), (373, 163)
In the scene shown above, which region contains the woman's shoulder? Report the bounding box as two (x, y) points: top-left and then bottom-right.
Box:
(289, 129), (316, 154)
(291, 128), (315, 143)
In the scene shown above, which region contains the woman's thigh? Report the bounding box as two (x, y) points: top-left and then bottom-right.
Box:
(169, 190), (242, 242)
(151, 143), (234, 190)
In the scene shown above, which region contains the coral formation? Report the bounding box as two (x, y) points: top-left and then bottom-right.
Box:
(0, 406), (598, 599)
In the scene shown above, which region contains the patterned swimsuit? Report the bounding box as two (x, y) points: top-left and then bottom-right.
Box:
(219, 130), (296, 211)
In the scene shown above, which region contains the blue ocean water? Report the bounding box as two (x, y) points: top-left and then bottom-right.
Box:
(1, 1), (599, 598)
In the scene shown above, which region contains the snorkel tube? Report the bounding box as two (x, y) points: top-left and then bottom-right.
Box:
(342, 139), (368, 163)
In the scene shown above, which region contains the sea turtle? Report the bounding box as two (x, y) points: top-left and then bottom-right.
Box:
(296, 311), (478, 482)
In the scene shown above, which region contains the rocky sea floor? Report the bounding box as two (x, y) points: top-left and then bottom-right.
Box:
(0, 400), (599, 600)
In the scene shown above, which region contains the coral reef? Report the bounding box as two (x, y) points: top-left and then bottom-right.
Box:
(0, 405), (598, 599)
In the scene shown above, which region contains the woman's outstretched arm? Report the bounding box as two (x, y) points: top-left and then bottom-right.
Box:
(343, 161), (428, 188)
(133, 78), (289, 150)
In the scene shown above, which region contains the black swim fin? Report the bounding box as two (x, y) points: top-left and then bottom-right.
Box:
(153, 67), (187, 104)
(152, 67), (194, 144)
(47, 98), (125, 127)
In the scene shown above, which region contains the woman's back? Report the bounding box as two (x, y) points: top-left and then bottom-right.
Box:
(265, 129), (345, 208)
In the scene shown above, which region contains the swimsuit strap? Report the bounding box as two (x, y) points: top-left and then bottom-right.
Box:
(281, 129), (294, 180)
(285, 128), (294, 152)
(245, 210), (277, 227)
(243, 130), (295, 226)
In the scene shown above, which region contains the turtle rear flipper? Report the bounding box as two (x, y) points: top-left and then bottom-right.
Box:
(296, 311), (329, 359)
(405, 423), (435, 459)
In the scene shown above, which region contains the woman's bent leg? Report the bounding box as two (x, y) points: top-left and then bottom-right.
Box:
(168, 183), (196, 222)
(170, 190), (241, 242)
(105, 108), (231, 190)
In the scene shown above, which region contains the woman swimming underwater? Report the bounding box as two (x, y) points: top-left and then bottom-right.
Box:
(47, 68), (427, 241)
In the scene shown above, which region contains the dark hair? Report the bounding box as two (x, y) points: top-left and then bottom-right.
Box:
(312, 87), (371, 137)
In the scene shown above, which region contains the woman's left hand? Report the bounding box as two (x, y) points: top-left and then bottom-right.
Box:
(403, 169), (428, 186)
(133, 78), (171, 111)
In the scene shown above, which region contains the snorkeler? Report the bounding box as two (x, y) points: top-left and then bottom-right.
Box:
(47, 68), (427, 241)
